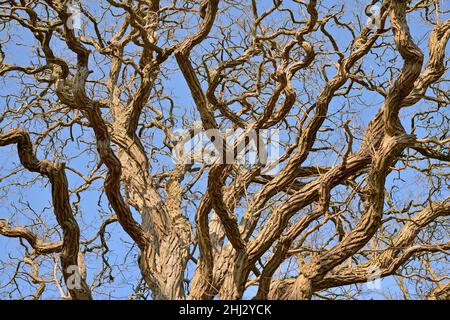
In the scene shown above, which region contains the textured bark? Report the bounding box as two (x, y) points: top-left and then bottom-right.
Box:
(0, 129), (92, 300)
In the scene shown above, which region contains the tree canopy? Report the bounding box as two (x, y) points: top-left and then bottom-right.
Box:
(0, 0), (449, 300)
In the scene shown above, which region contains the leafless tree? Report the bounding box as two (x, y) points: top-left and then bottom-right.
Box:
(0, 0), (449, 300)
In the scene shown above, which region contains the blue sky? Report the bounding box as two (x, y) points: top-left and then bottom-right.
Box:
(0, 0), (449, 299)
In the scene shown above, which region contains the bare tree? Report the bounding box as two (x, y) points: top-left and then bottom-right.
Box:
(0, 0), (449, 300)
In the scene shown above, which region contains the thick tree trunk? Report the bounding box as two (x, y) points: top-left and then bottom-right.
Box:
(115, 134), (192, 300)
(218, 251), (249, 300)
(289, 275), (313, 300)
